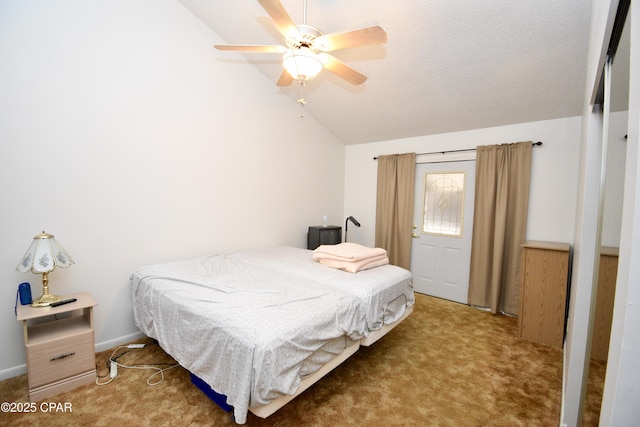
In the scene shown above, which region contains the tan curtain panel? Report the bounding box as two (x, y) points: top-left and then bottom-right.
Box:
(375, 153), (416, 270)
(468, 141), (532, 315)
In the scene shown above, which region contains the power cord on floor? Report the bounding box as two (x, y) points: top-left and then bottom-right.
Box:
(95, 343), (180, 386)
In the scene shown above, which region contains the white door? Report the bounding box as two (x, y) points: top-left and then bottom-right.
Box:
(410, 161), (475, 303)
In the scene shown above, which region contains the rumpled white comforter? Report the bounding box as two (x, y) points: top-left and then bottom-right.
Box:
(131, 254), (364, 424)
(229, 246), (415, 333)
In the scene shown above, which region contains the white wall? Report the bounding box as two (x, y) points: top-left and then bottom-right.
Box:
(0, 0), (345, 378)
(344, 117), (583, 247)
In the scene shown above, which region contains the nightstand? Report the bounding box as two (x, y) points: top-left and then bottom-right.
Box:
(16, 292), (97, 402)
(307, 226), (342, 250)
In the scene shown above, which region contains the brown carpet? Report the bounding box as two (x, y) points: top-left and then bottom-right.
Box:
(0, 293), (603, 426)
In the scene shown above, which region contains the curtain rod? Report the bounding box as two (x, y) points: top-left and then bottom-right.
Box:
(373, 141), (543, 160)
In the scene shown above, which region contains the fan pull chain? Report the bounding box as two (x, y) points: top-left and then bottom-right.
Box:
(297, 79), (307, 118)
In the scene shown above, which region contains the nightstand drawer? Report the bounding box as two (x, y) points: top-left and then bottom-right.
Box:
(26, 329), (95, 389)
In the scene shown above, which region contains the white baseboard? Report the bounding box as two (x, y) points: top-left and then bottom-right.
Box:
(0, 331), (148, 382)
(94, 331), (147, 353)
(0, 364), (27, 381)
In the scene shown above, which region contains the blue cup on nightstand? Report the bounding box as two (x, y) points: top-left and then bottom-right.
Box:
(18, 282), (32, 305)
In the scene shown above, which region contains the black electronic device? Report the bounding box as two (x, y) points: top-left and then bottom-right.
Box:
(50, 298), (77, 307)
(307, 226), (342, 250)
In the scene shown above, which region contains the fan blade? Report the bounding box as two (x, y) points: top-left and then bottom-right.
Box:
(315, 25), (388, 52)
(214, 44), (287, 53)
(276, 70), (294, 86)
(317, 53), (367, 85)
(258, 0), (300, 40)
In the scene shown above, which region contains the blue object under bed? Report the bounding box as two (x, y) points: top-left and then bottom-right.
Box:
(190, 372), (233, 413)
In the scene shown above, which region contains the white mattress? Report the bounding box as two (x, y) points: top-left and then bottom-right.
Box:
(228, 246), (415, 334)
(131, 254), (363, 424)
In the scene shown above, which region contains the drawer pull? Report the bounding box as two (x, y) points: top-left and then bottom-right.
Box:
(50, 352), (76, 361)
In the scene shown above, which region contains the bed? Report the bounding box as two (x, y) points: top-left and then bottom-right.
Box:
(131, 245), (414, 424)
(228, 246), (415, 345)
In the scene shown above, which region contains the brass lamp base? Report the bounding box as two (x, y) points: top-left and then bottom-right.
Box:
(31, 292), (62, 307)
(31, 271), (62, 307)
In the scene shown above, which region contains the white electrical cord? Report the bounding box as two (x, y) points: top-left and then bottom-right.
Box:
(95, 344), (180, 386)
(114, 360), (181, 386)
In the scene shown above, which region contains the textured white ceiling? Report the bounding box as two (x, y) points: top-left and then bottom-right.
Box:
(178, 0), (593, 145)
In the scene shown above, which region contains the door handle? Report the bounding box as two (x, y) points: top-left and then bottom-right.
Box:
(412, 233), (420, 238)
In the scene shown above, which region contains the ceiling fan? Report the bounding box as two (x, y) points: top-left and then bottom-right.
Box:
(214, 0), (387, 87)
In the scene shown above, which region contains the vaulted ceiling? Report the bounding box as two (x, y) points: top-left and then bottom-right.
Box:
(179, 0), (594, 145)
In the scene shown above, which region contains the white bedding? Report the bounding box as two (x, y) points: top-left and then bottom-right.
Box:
(131, 254), (364, 424)
(228, 246), (415, 333)
(131, 246), (414, 423)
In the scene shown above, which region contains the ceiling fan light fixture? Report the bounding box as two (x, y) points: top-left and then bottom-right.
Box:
(283, 47), (323, 81)
(214, 0), (387, 87)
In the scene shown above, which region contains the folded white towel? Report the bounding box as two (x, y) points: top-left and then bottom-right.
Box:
(317, 254), (389, 273)
(312, 242), (387, 262)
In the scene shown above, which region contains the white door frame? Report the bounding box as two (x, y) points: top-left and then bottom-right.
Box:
(410, 158), (475, 304)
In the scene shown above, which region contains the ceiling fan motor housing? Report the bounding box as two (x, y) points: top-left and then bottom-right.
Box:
(287, 24), (323, 51)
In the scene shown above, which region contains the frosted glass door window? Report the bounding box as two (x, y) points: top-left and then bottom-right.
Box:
(421, 172), (466, 236)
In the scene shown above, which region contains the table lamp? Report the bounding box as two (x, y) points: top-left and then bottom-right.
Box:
(16, 231), (74, 307)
